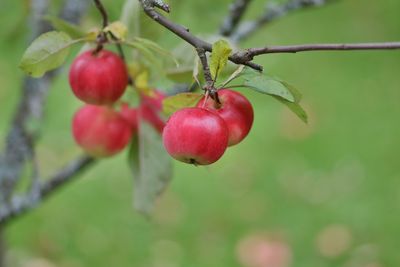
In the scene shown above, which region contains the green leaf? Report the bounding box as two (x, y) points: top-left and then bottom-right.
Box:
(242, 72), (296, 102)
(280, 80), (302, 103)
(19, 31), (82, 77)
(129, 120), (173, 216)
(223, 67), (307, 123)
(43, 15), (86, 39)
(274, 96), (308, 123)
(131, 37), (179, 66)
(162, 92), (203, 116)
(210, 39), (232, 80)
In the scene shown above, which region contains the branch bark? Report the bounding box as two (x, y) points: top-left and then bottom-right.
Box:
(94, 0), (109, 28)
(0, 0), (52, 211)
(234, 42), (400, 61)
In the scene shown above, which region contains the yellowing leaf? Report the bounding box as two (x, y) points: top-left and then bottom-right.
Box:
(135, 70), (151, 93)
(85, 28), (100, 42)
(210, 39), (232, 80)
(104, 21), (128, 40)
(162, 93), (203, 116)
(128, 62), (146, 79)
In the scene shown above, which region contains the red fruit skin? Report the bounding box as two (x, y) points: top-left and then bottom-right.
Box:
(197, 89), (254, 146)
(120, 102), (139, 133)
(139, 90), (166, 133)
(69, 50), (128, 105)
(72, 105), (132, 157)
(162, 107), (229, 165)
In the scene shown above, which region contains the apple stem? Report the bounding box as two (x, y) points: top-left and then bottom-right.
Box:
(210, 90), (222, 109)
(93, 32), (108, 55)
(93, 0), (109, 28)
(92, 0), (110, 54)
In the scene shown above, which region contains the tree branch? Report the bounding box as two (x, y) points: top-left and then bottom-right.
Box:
(231, 0), (334, 42)
(94, 0), (109, 28)
(220, 0), (253, 37)
(140, 0), (400, 73)
(0, 0), (53, 208)
(196, 48), (221, 104)
(196, 48), (214, 87)
(0, 0), (91, 225)
(0, 155), (95, 225)
(235, 42), (400, 60)
(138, 0), (264, 71)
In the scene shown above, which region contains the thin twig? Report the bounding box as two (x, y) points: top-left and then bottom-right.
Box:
(196, 48), (214, 87)
(196, 48), (221, 105)
(242, 42), (400, 58)
(108, 31), (133, 85)
(93, 0), (110, 53)
(93, 0), (109, 28)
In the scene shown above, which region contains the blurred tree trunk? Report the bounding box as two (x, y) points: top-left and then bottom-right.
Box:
(0, 1), (89, 266)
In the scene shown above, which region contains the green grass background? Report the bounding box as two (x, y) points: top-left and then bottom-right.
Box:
(1, 0), (400, 266)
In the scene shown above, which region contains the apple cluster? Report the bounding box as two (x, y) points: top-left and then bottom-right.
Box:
(69, 49), (253, 165)
(162, 89), (254, 165)
(69, 49), (165, 157)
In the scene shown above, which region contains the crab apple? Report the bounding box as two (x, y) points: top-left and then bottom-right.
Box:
(72, 105), (132, 157)
(139, 90), (166, 133)
(120, 102), (138, 133)
(69, 49), (128, 105)
(197, 89), (254, 146)
(162, 107), (229, 165)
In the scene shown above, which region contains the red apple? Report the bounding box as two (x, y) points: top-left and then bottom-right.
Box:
(162, 107), (229, 165)
(197, 89), (254, 146)
(120, 102), (138, 133)
(69, 49), (128, 105)
(72, 105), (132, 157)
(139, 90), (166, 133)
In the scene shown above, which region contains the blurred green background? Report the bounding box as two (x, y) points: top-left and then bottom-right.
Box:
(1, 0), (400, 266)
